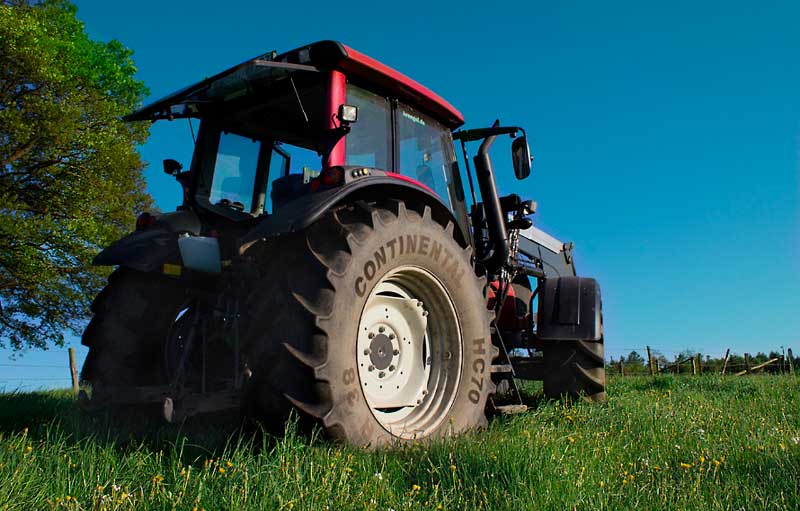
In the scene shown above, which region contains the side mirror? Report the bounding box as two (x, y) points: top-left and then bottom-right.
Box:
(511, 136), (532, 180)
(163, 158), (183, 176)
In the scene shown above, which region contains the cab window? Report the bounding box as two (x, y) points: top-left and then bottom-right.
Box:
(396, 106), (456, 209)
(346, 86), (391, 169)
(208, 132), (261, 212)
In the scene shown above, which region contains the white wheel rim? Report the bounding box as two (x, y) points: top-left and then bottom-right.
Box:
(356, 265), (462, 438)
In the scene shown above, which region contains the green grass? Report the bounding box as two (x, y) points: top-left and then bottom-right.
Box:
(1, 375), (798, 510)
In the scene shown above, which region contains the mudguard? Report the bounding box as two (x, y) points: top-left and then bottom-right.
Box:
(238, 173), (464, 252)
(93, 210), (201, 272)
(537, 276), (602, 341)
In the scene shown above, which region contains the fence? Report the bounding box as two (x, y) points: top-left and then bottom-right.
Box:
(0, 347), (80, 394)
(612, 345), (796, 378)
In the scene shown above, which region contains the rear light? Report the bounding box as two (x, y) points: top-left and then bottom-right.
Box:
(136, 212), (156, 230)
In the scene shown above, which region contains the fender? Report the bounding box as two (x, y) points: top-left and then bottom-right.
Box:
(93, 210), (201, 272)
(238, 173), (467, 252)
(537, 276), (602, 341)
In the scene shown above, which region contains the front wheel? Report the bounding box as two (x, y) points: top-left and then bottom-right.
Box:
(241, 201), (496, 446)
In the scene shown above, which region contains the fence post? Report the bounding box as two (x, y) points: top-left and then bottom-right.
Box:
(721, 348), (730, 375)
(619, 360), (624, 377)
(788, 348), (794, 375)
(676, 358), (681, 375)
(696, 354), (702, 375)
(691, 356), (697, 375)
(780, 355), (785, 374)
(68, 347), (79, 396)
(744, 353), (751, 375)
(647, 346), (655, 376)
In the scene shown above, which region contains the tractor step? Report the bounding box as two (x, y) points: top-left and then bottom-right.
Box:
(490, 363), (514, 373)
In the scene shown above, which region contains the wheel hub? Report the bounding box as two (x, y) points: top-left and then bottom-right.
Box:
(368, 334), (394, 370)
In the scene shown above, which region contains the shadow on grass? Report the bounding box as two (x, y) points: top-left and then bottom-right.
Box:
(0, 390), (290, 464)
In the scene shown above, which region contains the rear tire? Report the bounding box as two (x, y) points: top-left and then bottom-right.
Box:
(542, 339), (606, 402)
(81, 269), (186, 388)
(240, 201), (495, 446)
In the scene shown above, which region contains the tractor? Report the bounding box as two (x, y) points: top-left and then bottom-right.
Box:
(80, 41), (605, 446)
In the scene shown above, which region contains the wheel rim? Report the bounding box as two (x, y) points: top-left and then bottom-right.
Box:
(356, 265), (463, 439)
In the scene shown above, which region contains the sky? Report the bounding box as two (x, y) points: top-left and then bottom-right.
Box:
(2, 0), (799, 389)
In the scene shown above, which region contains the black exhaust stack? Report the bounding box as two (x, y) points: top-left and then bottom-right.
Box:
(473, 120), (509, 275)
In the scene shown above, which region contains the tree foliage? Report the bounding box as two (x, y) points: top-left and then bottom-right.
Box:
(0, 0), (151, 349)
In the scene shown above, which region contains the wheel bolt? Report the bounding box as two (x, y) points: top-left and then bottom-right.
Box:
(422, 310), (429, 317)
(368, 365), (375, 372)
(378, 371), (385, 378)
(416, 301), (423, 307)
(393, 349), (399, 356)
(422, 390), (428, 395)
(379, 326), (385, 333)
(388, 333), (395, 340)
(363, 349), (370, 355)
(368, 332), (375, 339)
(389, 365), (395, 372)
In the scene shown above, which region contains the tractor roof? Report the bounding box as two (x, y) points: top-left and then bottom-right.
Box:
(126, 41), (464, 129)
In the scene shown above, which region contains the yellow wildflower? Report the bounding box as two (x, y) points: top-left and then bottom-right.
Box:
(599, 481), (605, 488)
(412, 484), (421, 491)
(344, 467), (353, 473)
(680, 463), (692, 469)
(218, 467), (226, 474)
(699, 455), (705, 464)
(713, 460), (721, 467)
(568, 436), (575, 444)
(450, 464), (457, 471)
(226, 461), (234, 468)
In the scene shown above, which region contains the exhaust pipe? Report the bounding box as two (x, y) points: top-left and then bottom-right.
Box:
(473, 120), (509, 275)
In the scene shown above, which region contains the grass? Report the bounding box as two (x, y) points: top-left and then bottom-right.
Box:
(0, 375), (798, 510)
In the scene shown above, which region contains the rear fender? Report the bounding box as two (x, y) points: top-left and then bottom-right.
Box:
(238, 174), (466, 252)
(93, 210), (201, 272)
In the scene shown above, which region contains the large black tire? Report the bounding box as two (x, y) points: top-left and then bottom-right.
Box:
(542, 339), (606, 402)
(240, 201), (495, 446)
(81, 269), (186, 388)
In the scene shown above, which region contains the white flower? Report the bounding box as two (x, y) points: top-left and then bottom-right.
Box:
(374, 472), (383, 480)
(697, 428), (705, 434)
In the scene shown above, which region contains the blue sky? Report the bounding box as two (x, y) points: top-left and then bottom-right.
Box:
(2, 0), (798, 389)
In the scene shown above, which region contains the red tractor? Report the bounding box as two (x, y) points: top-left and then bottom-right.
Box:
(80, 41), (604, 446)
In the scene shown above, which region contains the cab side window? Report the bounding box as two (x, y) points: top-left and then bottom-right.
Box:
(396, 106), (454, 209)
(346, 86), (391, 170)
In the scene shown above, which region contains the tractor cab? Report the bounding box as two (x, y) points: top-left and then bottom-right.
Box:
(128, 41), (471, 235)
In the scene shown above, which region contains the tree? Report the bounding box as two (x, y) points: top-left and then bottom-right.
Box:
(0, 0), (151, 349)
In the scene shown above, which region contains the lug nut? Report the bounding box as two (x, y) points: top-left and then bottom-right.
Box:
(368, 332), (375, 339)
(378, 371), (385, 378)
(389, 365), (395, 372)
(393, 349), (399, 356)
(416, 301), (423, 307)
(368, 365), (375, 372)
(379, 326), (385, 333)
(422, 390), (428, 395)
(422, 310), (429, 317)
(363, 349), (371, 355)
(388, 333), (395, 340)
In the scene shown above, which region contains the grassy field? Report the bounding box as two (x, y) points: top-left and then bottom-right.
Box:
(0, 375), (798, 510)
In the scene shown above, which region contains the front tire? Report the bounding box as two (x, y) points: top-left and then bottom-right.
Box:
(241, 201), (495, 446)
(542, 339), (606, 402)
